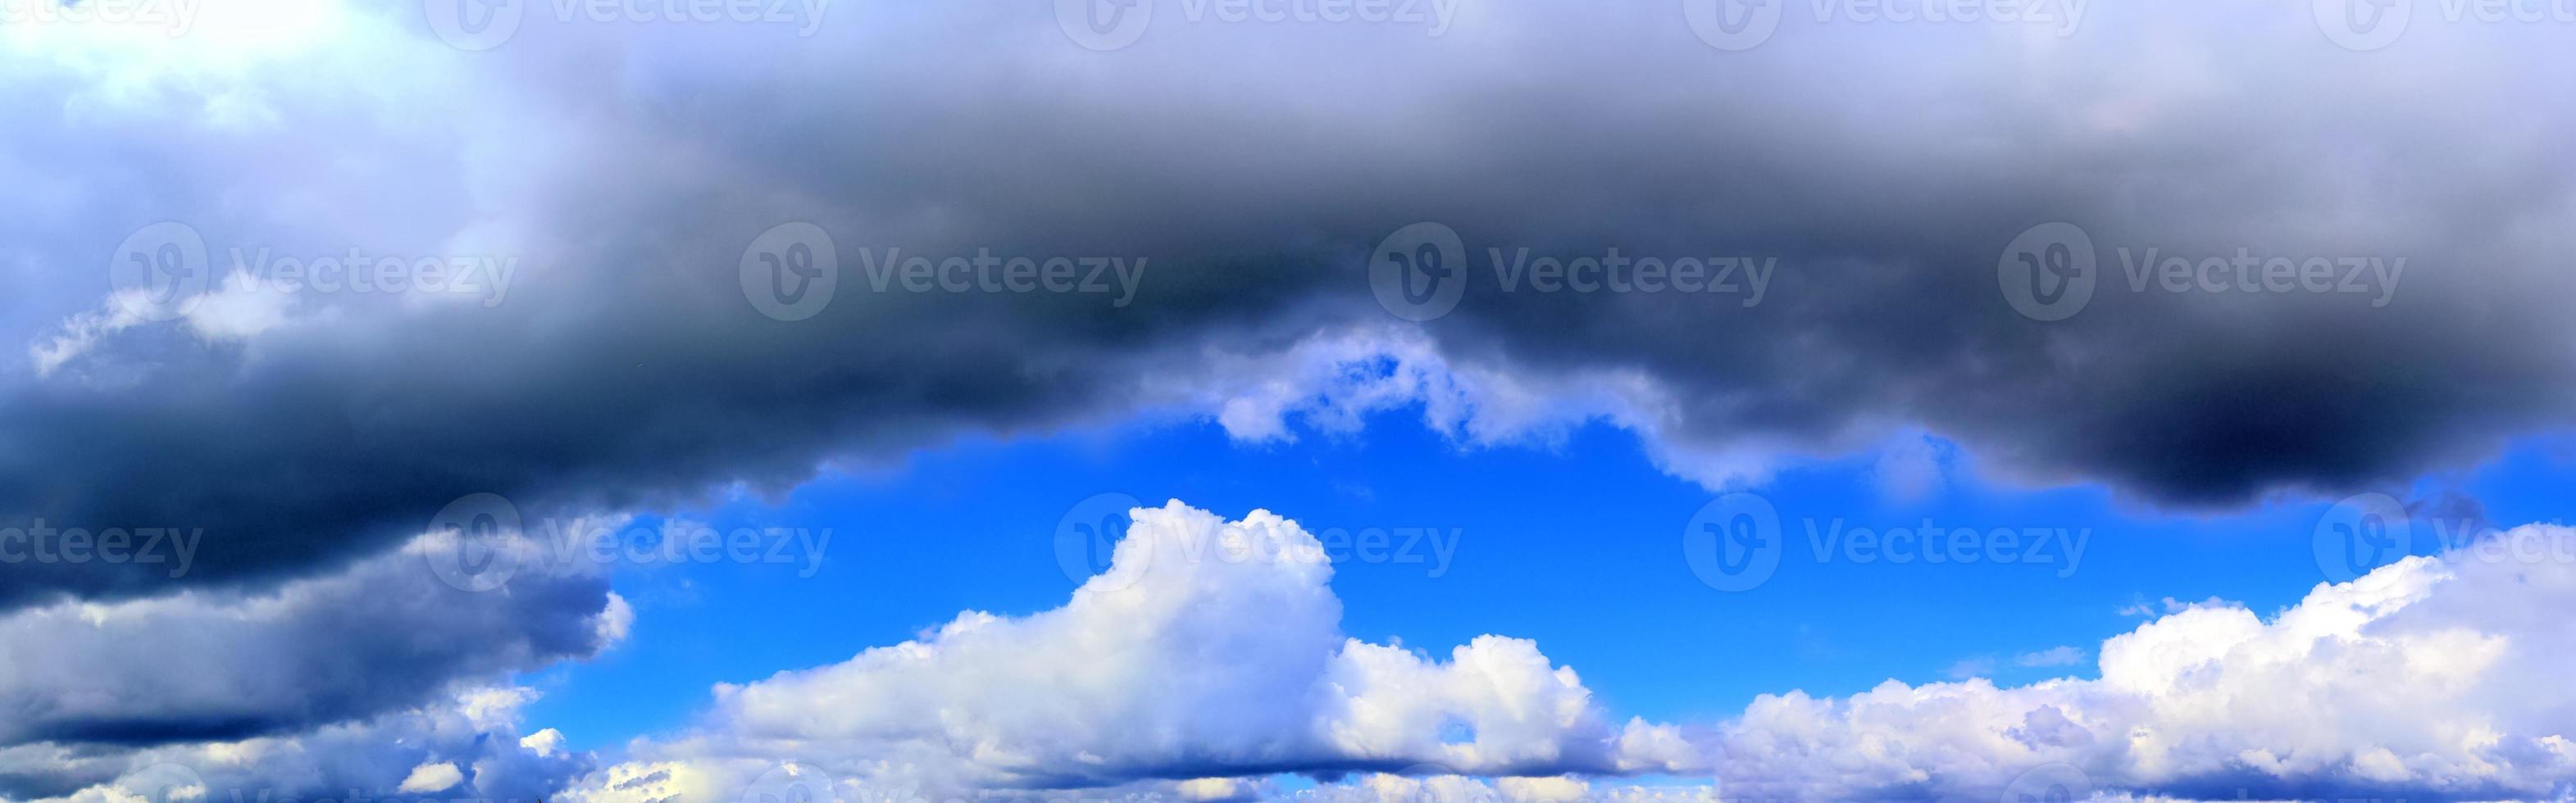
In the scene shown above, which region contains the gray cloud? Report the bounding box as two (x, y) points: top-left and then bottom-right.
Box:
(0, 687), (592, 803)
(11, 1), (2572, 608)
(0, 528), (624, 749)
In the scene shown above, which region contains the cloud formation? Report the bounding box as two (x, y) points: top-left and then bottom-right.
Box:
(0, 524), (624, 750)
(10, 0), (2576, 612)
(7, 1), (2576, 800)
(562, 502), (1689, 801)
(1708, 524), (2576, 801)
(558, 506), (2576, 803)
(0, 521), (621, 802)
(0, 684), (589, 803)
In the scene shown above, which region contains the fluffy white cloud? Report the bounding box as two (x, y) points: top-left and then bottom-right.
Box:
(558, 509), (2576, 803)
(395, 762), (464, 794)
(11, 492), (2565, 803)
(562, 501), (1686, 801)
(1708, 524), (2576, 801)
(1154, 325), (1797, 491)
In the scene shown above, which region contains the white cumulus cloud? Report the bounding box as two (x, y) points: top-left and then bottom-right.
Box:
(562, 501), (1690, 801)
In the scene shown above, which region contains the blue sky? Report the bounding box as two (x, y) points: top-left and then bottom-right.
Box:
(524, 407), (2576, 753)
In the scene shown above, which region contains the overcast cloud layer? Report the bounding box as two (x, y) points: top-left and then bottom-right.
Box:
(9, 0), (2576, 606)
(6, 0), (2575, 800)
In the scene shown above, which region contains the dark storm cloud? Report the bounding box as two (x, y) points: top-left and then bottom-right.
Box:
(7, 0), (2574, 616)
(0, 534), (621, 748)
(0, 694), (595, 803)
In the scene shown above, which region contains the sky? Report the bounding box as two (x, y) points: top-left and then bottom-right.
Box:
(6, 0), (2576, 801)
